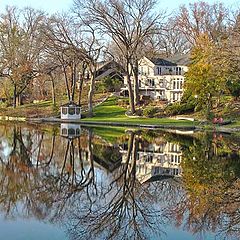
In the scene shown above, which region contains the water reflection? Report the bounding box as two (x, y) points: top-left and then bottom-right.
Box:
(0, 124), (239, 240)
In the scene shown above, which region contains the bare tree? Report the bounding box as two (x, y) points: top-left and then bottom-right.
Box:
(175, 1), (229, 45)
(43, 13), (102, 116)
(0, 6), (45, 107)
(74, 0), (161, 113)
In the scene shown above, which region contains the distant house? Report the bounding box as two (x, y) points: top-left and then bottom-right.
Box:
(121, 54), (190, 103)
(95, 60), (124, 82)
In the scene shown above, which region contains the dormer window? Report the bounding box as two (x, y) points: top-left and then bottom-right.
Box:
(176, 67), (182, 75)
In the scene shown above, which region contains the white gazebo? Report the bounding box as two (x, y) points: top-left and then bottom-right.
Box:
(60, 102), (81, 120)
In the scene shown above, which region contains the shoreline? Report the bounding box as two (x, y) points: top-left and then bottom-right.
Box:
(0, 115), (239, 134)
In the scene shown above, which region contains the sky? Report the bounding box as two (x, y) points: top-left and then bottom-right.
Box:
(0, 0), (239, 14)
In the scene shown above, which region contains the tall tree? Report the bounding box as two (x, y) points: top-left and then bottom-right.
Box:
(185, 34), (227, 119)
(175, 1), (229, 46)
(0, 7), (45, 107)
(74, 0), (161, 113)
(43, 13), (101, 116)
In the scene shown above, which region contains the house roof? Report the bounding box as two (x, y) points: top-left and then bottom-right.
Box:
(150, 53), (190, 66)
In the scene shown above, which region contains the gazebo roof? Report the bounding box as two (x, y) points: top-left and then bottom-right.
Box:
(61, 101), (80, 107)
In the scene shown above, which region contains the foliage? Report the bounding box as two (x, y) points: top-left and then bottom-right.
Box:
(96, 77), (122, 93)
(165, 102), (196, 116)
(118, 98), (129, 107)
(142, 106), (159, 118)
(226, 79), (240, 99)
(164, 90), (197, 116)
(185, 34), (227, 119)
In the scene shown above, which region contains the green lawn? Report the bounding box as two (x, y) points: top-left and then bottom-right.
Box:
(82, 97), (196, 127)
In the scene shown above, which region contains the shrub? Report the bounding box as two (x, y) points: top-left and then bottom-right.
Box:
(165, 101), (196, 116)
(143, 106), (159, 118)
(96, 77), (123, 93)
(226, 79), (240, 99)
(118, 98), (129, 107)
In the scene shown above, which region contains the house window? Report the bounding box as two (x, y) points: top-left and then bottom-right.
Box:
(157, 67), (161, 75)
(173, 81), (176, 89)
(176, 67), (182, 75)
(146, 155), (153, 163)
(148, 79), (155, 87)
(180, 81), (183, 89)
(173, 93), (179, 101)
(177, 81), (180, 89)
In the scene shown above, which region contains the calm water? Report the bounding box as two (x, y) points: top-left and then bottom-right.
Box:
(0, 123), (240, 240)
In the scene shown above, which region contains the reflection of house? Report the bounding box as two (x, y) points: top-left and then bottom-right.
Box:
(73, 135), (122, 173)
(121, 54), (189, 102)
(121, 140), (182, 183)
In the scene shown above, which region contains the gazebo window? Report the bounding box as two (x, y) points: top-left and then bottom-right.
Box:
(76, 107), (80, 115)
(62, 128), (67, 135)
(69, 107), (75, 115)
(62, 108), (68, 115)
(68, 128), (75, 135)
(76, 128), (80, 135)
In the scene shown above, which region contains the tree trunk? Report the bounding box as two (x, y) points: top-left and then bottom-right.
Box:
(13, 85), (17, 108)
(88, 75), (95, 117)
(63, 66), (71, 102)
(50, 74), (56, 105)
(16, 94), (22, 107)
(126, 72), (135, 114)
(133, 62), (140, 105)
(78, 75), (84, 106)
(71, 63), (77, 102)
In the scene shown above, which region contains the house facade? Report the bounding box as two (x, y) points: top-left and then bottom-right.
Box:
(122, 54), (189, 103)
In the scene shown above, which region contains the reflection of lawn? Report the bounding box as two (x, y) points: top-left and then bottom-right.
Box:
(92, 126), (126, 143)
(83, 97), (196, 127)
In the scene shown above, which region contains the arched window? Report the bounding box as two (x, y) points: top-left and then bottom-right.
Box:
(62, 107), (68, 115)
(76, 107), (81, 115)
(68, 107), (75, 115)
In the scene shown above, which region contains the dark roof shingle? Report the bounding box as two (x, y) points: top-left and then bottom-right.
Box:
(150, 53), (190, 66)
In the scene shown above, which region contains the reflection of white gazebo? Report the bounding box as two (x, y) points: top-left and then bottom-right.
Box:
(60, 123), (81, 139)
(60, 102), (81, 120)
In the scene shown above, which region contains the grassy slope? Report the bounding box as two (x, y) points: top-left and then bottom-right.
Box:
(0, 93), (107, 118)
(82, 97), (196, 127)
(0, 100), (57, 118)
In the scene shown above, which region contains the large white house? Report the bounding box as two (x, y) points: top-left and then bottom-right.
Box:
(122, 54), (190, 103)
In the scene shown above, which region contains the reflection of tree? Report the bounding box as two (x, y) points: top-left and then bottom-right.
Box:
(66, 131), (166, 240)
(1, 125), (240, 240)
(166, 132), (240, 239)
(0, 125), (98, 222)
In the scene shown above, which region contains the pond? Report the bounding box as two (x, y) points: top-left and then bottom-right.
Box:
(0, 123), (239, 240)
